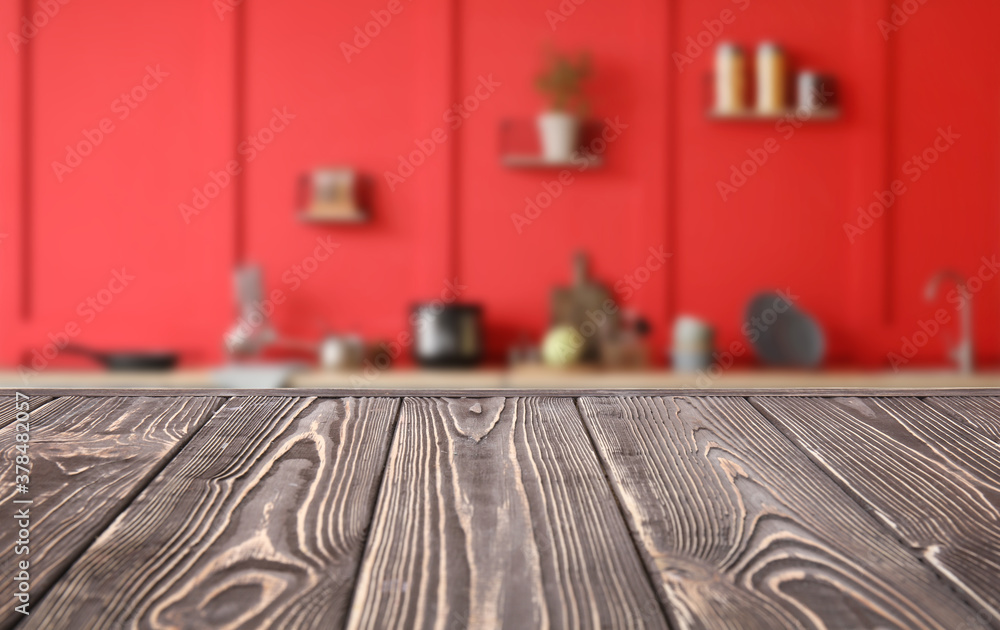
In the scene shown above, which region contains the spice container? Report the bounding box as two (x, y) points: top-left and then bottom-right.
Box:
(714, 43), (746, 114)
(671, 316), (715, 372)
(755, 42), (786, 114)
(796, 70), (835, 114)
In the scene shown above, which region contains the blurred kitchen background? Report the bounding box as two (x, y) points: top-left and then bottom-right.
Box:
(3, 0), (1000, 388)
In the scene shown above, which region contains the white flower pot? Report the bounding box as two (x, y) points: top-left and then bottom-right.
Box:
(537, 111), (580, 162)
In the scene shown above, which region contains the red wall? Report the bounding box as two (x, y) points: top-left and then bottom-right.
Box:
(3, 0), (999, 370)
(2, 0), (237, 370)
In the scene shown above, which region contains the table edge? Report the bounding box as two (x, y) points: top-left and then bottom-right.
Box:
(2, 387), (1000, 397)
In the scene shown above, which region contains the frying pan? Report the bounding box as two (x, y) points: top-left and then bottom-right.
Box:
(64, 345), (179, 371)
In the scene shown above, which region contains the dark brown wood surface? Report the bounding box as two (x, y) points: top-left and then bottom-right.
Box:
(2, 391), (997, 630)
(578, 395), (982, 630)
(0, 395), (222, 630)
(348, 396), (668, 629)
(0, 395), (52, 431)
(754, 395), (1000, 627)
(24, 396), (400, 630)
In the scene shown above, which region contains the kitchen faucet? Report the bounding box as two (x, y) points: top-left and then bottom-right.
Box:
(924, 270), (973, 373)
(225, 265), (278, 356)
(224, 265), (319, 359)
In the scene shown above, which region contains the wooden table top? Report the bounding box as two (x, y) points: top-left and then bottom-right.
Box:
(2, 389), (998, 629)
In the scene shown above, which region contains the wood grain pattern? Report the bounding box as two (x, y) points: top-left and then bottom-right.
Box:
(578, 395), (980, 630)
(924, 396), (1000, 487)
(24, 396), (400, 630)
(0, 394), (52, 430)
(754, 395), (1000, 626)
(0, 395), (222, 630)
(347, 396), (668, 629)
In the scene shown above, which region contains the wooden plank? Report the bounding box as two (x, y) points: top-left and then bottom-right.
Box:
(0, 395), (223, 630)
(579, 395), (981, 630)
(24, 396), (400, 630)
(754, 395), (1000, 626)
(347, 396), (668, 629)
(5, 387), (1000, 399)
(0, 394), (51, 430)
(925, 394), (1000, 443)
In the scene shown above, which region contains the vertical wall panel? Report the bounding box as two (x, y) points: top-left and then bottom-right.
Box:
(456, 0), (672, 360)
(7, 1), (237, 367)
(889, 0), (1000, 366)
(241, 0), (453, 345)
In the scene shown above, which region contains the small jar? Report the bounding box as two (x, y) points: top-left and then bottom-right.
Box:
(755, 42), (786, 114)
(715, 43), (746, 114)
(797, 71), (829, 113)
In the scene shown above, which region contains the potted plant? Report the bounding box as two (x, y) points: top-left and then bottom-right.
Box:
(535, 49), (591, 162)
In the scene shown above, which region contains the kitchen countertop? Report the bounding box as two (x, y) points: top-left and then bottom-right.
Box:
(3, 390), (997, 628)
(2, 366), (999, 389)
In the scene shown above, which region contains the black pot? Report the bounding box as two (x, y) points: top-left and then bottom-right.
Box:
(411, 304), (483, 367)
